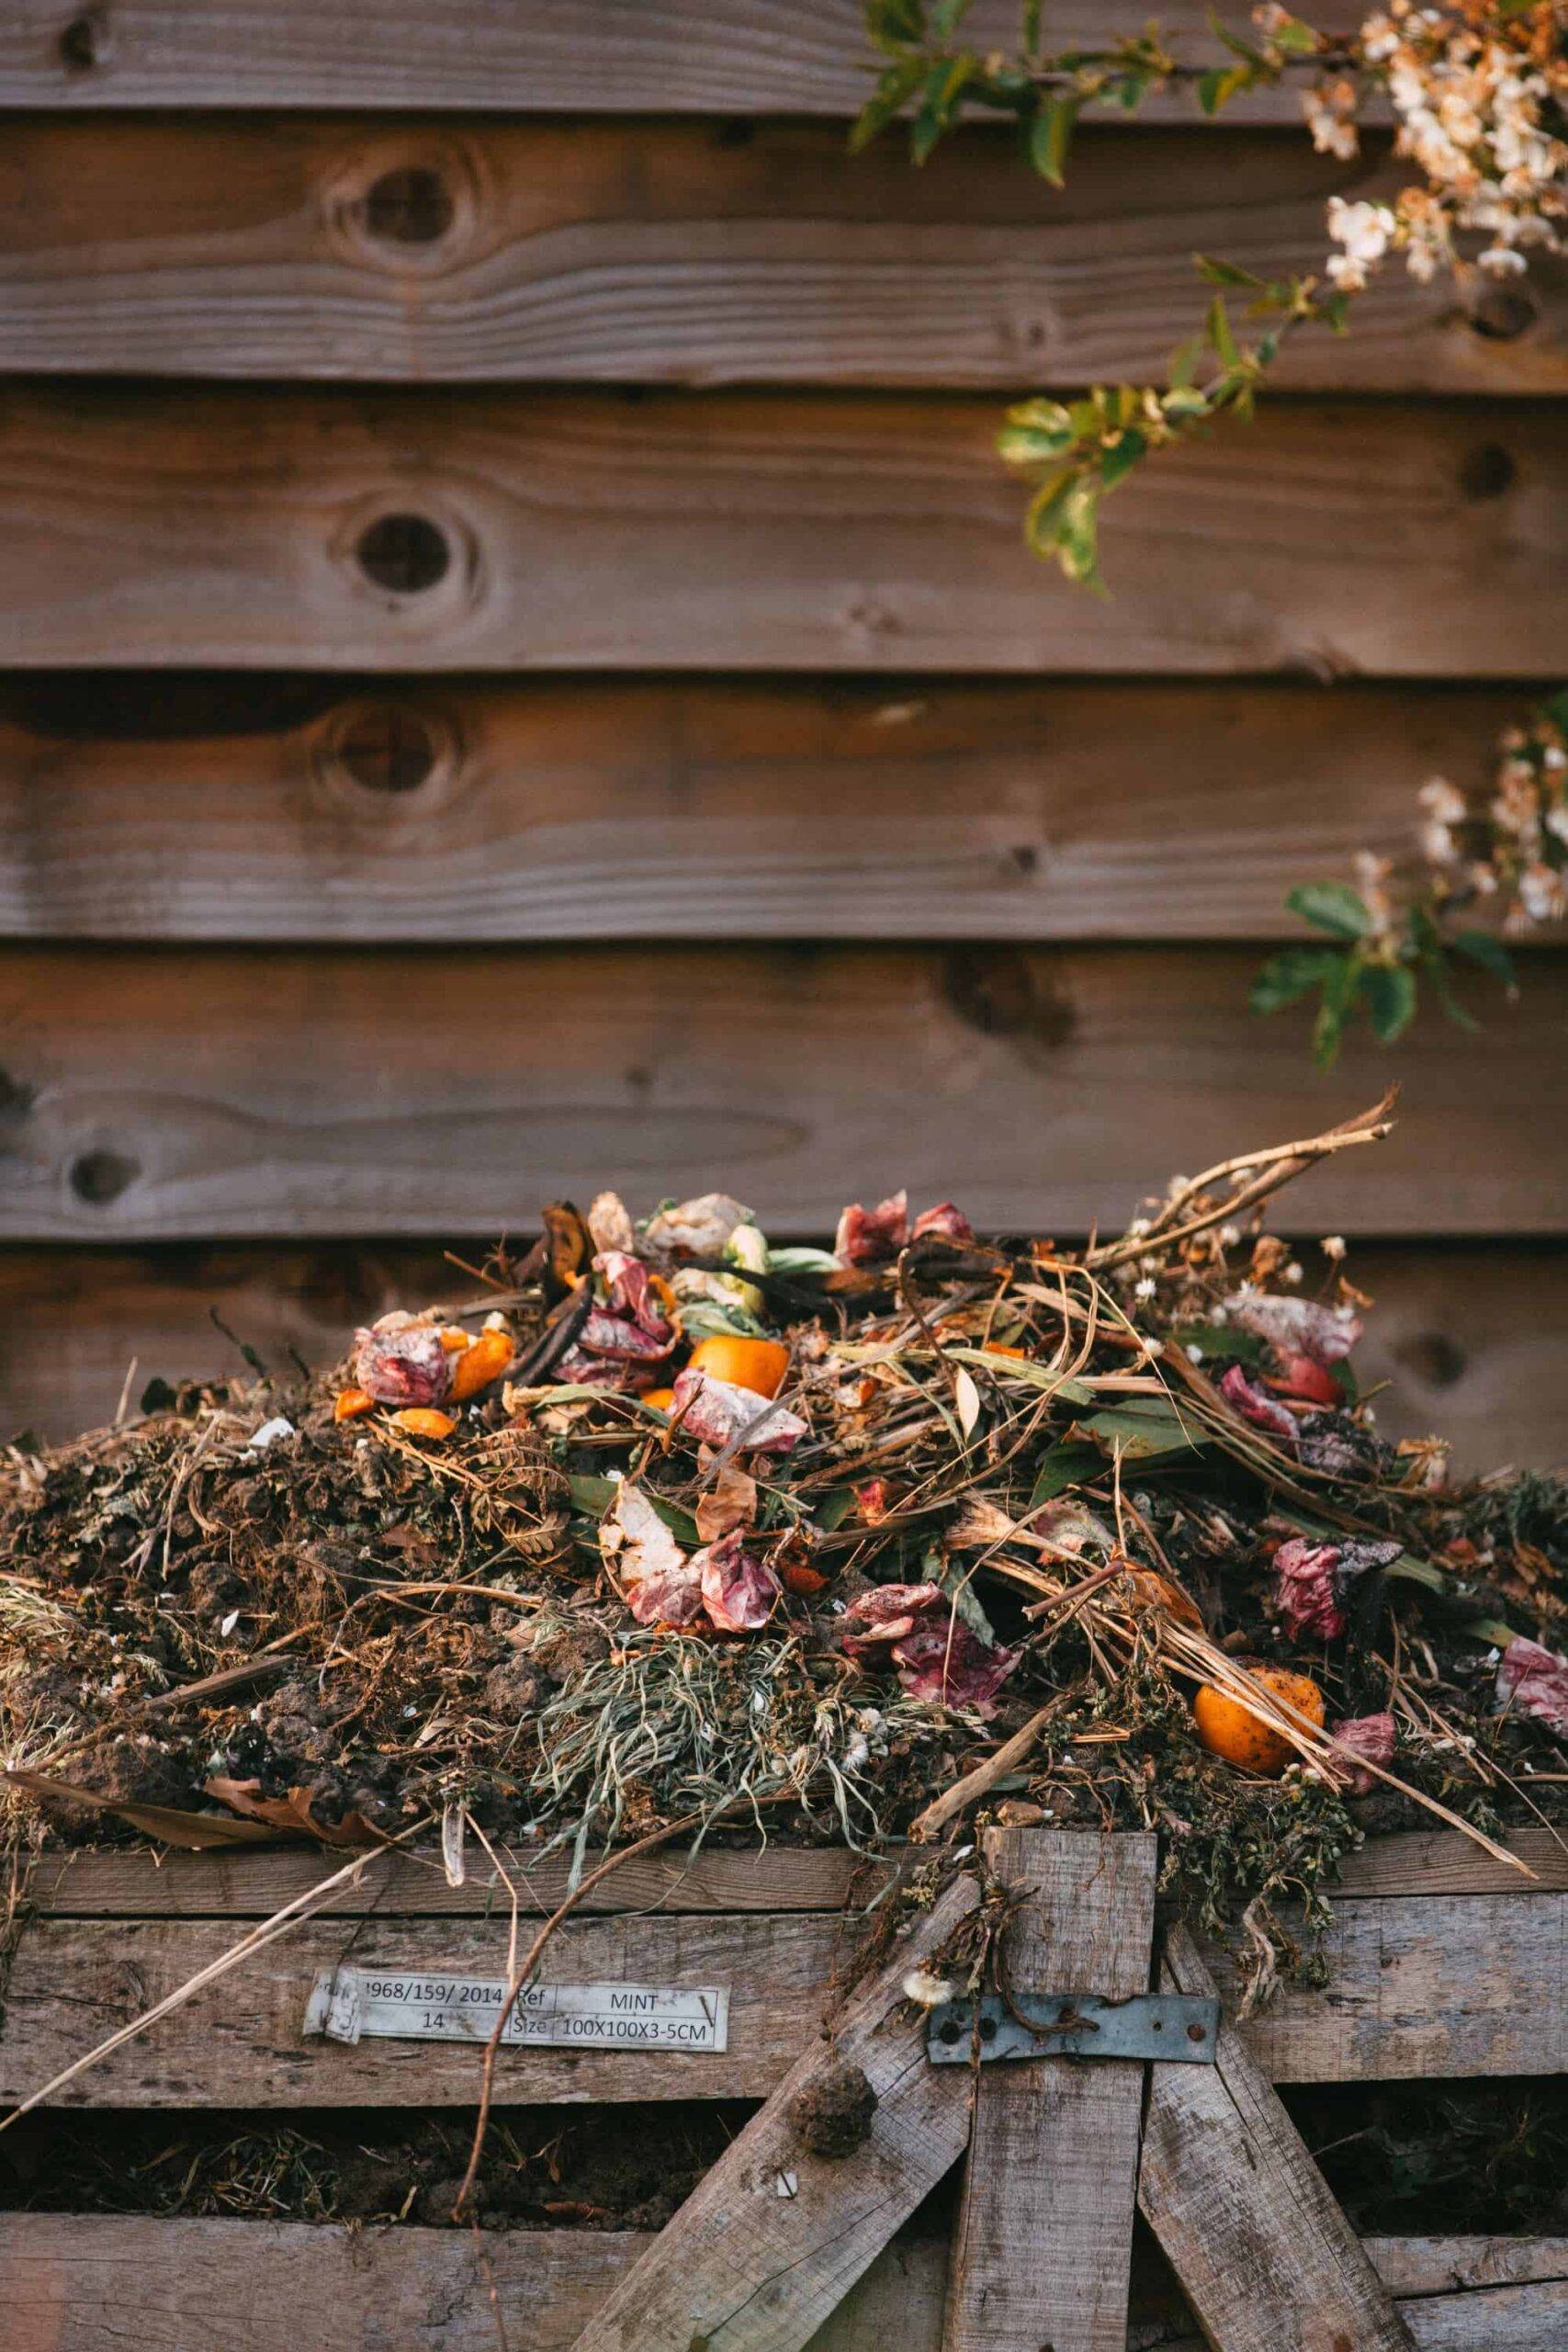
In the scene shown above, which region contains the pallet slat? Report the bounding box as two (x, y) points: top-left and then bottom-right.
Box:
(3, 1894), (1562, 2107)
(0, 2), (1359, 120)
(3, 2221), (1563, 2352)
(1, 122), (1557, 393)
(5, 1239), (1563, 1469)
(2, 945), (1566, 1245)
(0, 388), (1561, 673)
(1, 678), (1544, 946)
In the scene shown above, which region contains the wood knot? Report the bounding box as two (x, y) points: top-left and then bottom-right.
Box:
(59, 7), (109, 72)
(362, 166), (455, 248)
(942, 949), (1075, 1051)
(325, 701), (448, 795)
(1459, 441), (1515, 500)
(1394, 1330), (1468, 1389)
(70, 1148), (140, 1206)
(1468, 286), (1537, 343)
(355, 513), (452, 596)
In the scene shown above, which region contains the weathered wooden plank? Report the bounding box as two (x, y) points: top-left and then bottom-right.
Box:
(1210, 1893), (1568, 2082)
(6, 1238), (1564, 1471)
(1, 121), (1556, 393)
(945, 1828), (1156, 2352)
(570, 1872), (978, 2352)
(0, 2216), (949, 2352)
(4, 1891), (1562, 2108)
(0, 2), (1360, 121)
(2, 676), (1548, 945)
(5, 2222), (1562, 2352)
(0, 387), (1561, 673)
(3, 944), (1567, 1245)
(0, 1912), (849, 2109)
(1140, 1926), (1415, 2352)
(18, 1828), (1566, 1921)
(23, 1842), (896, 1919)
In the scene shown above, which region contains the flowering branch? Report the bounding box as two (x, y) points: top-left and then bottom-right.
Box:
(1252, 691), (1568, 1065)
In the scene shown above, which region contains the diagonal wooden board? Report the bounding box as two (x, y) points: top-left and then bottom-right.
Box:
(943, 1827), (1157, 2352)
(1138, 1925), (1416, 2352)
(568, 1871), (980, 2352)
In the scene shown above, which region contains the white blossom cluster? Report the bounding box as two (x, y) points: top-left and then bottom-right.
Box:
(1301, 1), (1567, 291)
(1418, 708), (1568, 933)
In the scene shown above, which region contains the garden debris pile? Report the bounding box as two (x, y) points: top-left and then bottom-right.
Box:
(3, 1096), (1565, 1969)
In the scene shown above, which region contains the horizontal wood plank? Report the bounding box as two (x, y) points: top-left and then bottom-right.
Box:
(1, 944), (1564, 1245)
(0, 2217), (947, 2352)
(0, 387), (1561, 673)
(2, 677), (1547, 945)
(1, 1893), (1561, 2107)
(21, 1828), (1562, 1920)
(5, 2222), (1565, 2352)
(1206, 1893), (1567, 2083)
(0, 3), (1360, 120)
(1, 121), (1558, 393)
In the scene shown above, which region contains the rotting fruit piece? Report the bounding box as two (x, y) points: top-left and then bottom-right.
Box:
(447, 1328), (513, 1403)
(390, 1407), (457, 1441)
(333, 1386), (376, 1422)
(1192, 1667), (1325, 1777)
(685, 1334), (791, 1399)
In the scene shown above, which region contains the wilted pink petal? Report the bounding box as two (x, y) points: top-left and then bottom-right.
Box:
(669, 1367), (807, 1454)
(554, 1344), (638, 1393)
(580, 1309), (672, 1363)
(1271, 1537), (1347, 1642)
(890, 1620), (1017, 1716)
(601, 1485), (704, 1627)
(1223, 1291), (1362, 1366)
(354, 1316), (452, 1408)
(1495, 1637), (1568, 1735)
(1220, 1363), (1301, 1441)
(911, 1202), (975, 1245)
(696, 1532), (781, 1634)
(593, 1250), (674, 1346)
(1271, 1352), (1342, 1407)
(1328, 1711), (1396, 1794)
(840, 1582), (945, 1652)
(854, 1477), (894, 1524)
(833, 1191), (909, 1268)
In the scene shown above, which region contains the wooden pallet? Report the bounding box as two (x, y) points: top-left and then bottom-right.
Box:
(3, 1826), (1564, 2351)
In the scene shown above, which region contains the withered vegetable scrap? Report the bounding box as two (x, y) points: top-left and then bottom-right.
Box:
(3, 1099), (1565, 1981)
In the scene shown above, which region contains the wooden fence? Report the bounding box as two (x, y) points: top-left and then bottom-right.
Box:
(0, 2), (1563, 1460)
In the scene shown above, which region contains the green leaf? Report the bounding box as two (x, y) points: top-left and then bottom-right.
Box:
(997, 413), (1077, 466)
(1098, 426), (1146, 492)
(1195, 254), (1263, 289)
(1021, 0), (1044, 49)
(1028, 1440), (1103, 1508)
(1078, 1404), (1207, 1464)
(813, 1486), (857, 1532)
(1286, 880), (1374, 940)
(1206, 294), (1238, 366)
(1359, 960), (1417, 1044)
(1270, 13), (1321, 51)
(1451, 929), (1516, 986)
(1175, 1323), (1265, 1367)
(1030, 91), (1080, 186)
(765, 1244), (840, 1273)
(850, 56), (929, 148)
(1249, 944), (1339, 1012)
(932, 0), (975, 34)
(1161, 383), (1210, 419)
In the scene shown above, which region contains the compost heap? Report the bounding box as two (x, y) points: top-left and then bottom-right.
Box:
(4, 1096), (1566, 1983)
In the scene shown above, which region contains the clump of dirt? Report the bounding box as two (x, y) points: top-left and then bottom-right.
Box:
(791, 2061), (878, 2158)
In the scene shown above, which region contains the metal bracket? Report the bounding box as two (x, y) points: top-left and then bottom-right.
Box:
(926, 1990), (1220, 2066)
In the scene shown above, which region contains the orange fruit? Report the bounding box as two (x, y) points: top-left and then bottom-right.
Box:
(1192, 1667), (1325, 1777)
(438, 1327), (472, 1353)
(686, 1334), (791, 1399)
(448, 1328), (513, 1402)
(391, 1407), (457, 1441)
(333, 1385), (377, 1422)
(640, 1387), (676, 1413)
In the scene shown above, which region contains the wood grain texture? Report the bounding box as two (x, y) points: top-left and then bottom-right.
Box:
(0, 2), (1361, 120)
(5, 1239), (1563, 1469)
(1139, 1926), (1415, 2352)
(1210, 1893), (1568, 2082)
(2, 676), (1548, 945)
(568, 1873), (978, 2352)
(0, 1911), (852, 2109)
(3, 944), (1565, 1244)
(20, 1828), (1565, 1921)
(0, 386), (1561, 673)
(5, 1891), (1562, 2108)
(3, 2225), (1562, 2352)
(2, 120), (1558, 393)
(0, 2216), (949, 2352)
(944, 1828), (1156, 2352)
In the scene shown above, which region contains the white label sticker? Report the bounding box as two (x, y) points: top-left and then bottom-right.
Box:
(302, 1967), (728, 2053)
